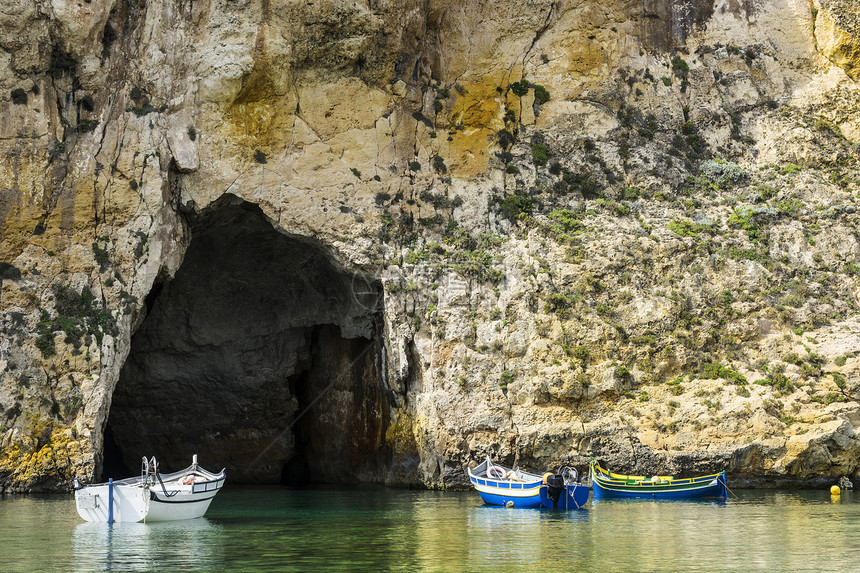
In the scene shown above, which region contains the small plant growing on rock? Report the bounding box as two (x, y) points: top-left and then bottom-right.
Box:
(700, 159), (747, 187)
(671, 55), (690, 91)
(531, 142), (549, 166)
(497, 192), (533, 220)
(497, 129), (515, 149)
(510, 81), (529, 97)
(728, 205), (775, 241)
(35, 284), (120, 358)
(533, 84), (550, 105)
(500, 370), (514, 392)
(621, 186), (640, 200)
(92, 242), (110, 270)
(700, 362), (747, 385)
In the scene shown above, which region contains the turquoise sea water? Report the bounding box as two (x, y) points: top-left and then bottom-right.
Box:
(2, 486), (859, 572)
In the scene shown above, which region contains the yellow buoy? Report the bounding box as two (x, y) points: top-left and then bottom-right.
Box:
(831, 485), (841, 495)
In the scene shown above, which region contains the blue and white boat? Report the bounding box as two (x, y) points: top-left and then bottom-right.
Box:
(467, 456), (590, 509)
(590, 460), (727, 500)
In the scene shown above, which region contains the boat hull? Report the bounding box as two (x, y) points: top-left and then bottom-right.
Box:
(469, 475), (590, 509)
(591, 466), (727, 500)
(145, 493), (217, 521)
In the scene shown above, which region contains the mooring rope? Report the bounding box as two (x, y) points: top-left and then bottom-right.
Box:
(724, 481), (740, 499)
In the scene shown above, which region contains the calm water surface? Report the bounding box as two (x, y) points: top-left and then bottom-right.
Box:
(1, 486), (859, 572)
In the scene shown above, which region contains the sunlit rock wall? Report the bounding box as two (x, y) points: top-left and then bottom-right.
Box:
(1, 0), (859, 491)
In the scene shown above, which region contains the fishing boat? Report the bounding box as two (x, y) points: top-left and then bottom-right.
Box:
(467, 456), (590, 509)
(74, 455), (226, 523)
(590, 459), (727, 500)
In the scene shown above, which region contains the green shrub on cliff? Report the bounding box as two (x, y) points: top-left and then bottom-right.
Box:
(35, 285), (120, 357)
(700, 362), (747, 385)
(500, 370), (514, 392)
(548, 209), (584, 238)
(728, 205), (777, 241)
(449, 249), (502, 283)
(531, 142), (549, 166)
(533, 84), (550, 105)
(544, 292), (575, 318)
(700, 159), (747, 187)
(667, 219), (706, 238)
(498, 193), (534, 220)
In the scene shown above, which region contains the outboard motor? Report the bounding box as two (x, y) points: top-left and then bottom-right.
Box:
(546, 474), (565, 508)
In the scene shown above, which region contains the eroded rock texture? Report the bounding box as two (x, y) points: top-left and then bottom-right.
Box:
(1, 0), (860, 491)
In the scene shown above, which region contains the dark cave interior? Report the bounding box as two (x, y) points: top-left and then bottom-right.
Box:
(102, 196), (394, 485)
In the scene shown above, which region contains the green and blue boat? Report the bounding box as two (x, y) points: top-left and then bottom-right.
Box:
(591, 460), (727, 500)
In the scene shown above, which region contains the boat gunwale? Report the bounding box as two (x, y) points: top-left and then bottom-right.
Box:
(591, 461), (724, 489)
(467, 458), (544, 486)
(76, 463), (226, 490)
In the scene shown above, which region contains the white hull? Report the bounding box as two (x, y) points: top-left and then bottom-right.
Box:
(75, 456), (226, 523)
(146, 486), (221, 522)
(75, 482), (149, 523)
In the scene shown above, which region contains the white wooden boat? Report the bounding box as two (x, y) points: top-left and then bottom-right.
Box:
(74, 455), (226, 523)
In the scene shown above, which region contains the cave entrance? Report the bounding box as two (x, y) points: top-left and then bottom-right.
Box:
(103, 196), (391, 485)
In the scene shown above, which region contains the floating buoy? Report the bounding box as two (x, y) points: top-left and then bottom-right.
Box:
(505, 500), (515, 508)
(831, 485), (841, 495)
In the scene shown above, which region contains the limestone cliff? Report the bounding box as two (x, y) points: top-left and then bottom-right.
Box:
(1, 0), (860, 492)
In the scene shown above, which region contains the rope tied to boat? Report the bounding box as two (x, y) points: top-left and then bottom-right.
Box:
(156, 472), (180, 497)
(723, 480), (739, 499)
(146, 457), (180, 497)
(571, 490), (581, 510)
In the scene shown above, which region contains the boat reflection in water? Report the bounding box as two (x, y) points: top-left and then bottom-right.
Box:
(465, 504), (592, 567)
(73, 518), (224, 571)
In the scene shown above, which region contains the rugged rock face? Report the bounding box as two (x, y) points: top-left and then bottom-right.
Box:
(1, 0), (859, 491)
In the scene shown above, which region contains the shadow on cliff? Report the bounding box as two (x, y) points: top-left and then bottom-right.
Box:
(102, 195), (415, 486)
